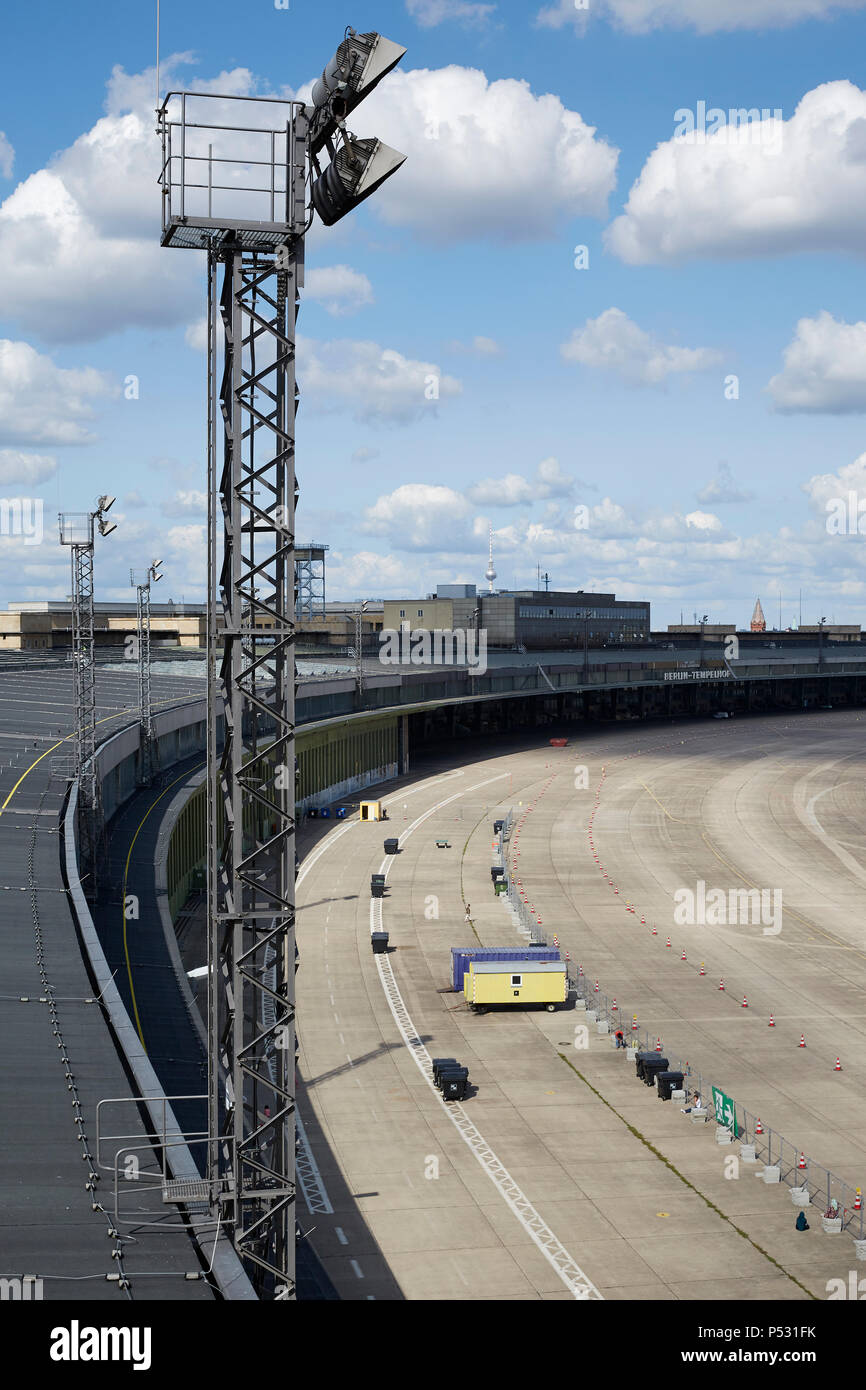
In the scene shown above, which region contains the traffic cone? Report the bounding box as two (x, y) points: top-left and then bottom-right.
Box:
(640, 915), (645, 924)
(855, 1189), (862, 1212)
(565, 951), (570, 961)
(656, 1037), (662, 1053)
(834, 1057), (842, 1071)
(719, 979), (725, 991)
(632, 1015), (638, 1031)
(799, 1034), (806, 1047)
(755, 1117), (764, 1135)
(594, 980), (599, 993)
(578, 965), (584, 977)
(699, 962), (705, 976)
(612, 998), (618, 1011)
(798, 1152), (807, 1170)
(742, 995), (748, 1009)
(769, 1013), (775, 1027)
(666, 936), (671, 948)
(681, 948), (687, 961)
(652, 925), (657, 936)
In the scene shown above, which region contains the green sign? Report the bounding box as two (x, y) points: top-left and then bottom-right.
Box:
(712, 1085), (739, 1135)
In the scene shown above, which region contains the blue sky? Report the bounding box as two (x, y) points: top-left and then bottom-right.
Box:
(1, 0), (866, 627)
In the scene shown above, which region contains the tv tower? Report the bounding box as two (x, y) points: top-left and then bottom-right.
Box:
(485, 524), (497, 593)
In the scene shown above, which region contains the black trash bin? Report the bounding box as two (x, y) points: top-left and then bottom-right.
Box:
(490, 866), (505, 882)
(441, 1067), (469, 1101)
(371, 931), (389, 954)
(634, 1050), (656, 1082)
(493, 820), (504, 834)
(371, 873), (386, 898)
(384, 837), (399, 855)
(642, 1057), (670, 1087)
(656, 1070), (685, 1101)
(431, 1057), (460, 1088)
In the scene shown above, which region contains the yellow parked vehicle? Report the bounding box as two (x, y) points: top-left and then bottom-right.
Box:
(464, 959), (567, 1014)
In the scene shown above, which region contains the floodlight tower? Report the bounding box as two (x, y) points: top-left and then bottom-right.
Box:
(131, 560), (163, 784)
(157, 28), (406, 1299)
(58, 497), (117, 884)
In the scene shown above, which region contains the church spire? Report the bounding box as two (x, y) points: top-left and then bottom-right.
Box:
(750, 597), (766, 632)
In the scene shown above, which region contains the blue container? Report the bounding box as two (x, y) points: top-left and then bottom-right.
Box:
(450, 946), (560, 993)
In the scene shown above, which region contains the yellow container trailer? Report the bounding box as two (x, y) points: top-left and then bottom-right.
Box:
(464, 959), (568, 1014)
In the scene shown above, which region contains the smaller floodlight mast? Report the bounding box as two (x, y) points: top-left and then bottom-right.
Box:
(132, 559), (163, 785)
(59, 497), (117, 885)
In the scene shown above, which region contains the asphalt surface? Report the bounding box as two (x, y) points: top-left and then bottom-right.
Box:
(0, 663), (211, 1301)
(295, 712), (866, 1301)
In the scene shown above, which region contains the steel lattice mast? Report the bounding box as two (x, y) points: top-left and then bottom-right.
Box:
(60, 502), (116, 885)
(158, 30), (407, 1298)
(132, 560), (162, 785)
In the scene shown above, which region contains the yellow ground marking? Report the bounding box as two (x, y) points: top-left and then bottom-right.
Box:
(122, 763), (205, 1049)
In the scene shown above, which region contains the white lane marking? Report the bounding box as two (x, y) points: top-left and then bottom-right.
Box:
(375, 951), (601, 1302)
(329, 993), (335, 1007)
(295, 1107), (334, 1216)
(335, 1227), (349, 1245)
(370, 772), (510, 933)
(339, 1032), (345, 1044)
(350, 1260), (365, 1279)
(297, 769), (467, 889)
(367, 766), (600, 1301)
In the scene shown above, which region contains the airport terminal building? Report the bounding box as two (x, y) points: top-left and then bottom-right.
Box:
(383, 586), (650, 651)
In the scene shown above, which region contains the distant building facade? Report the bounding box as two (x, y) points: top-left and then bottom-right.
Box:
(0, 601), (205, 651)
(383, 587), (650, 651)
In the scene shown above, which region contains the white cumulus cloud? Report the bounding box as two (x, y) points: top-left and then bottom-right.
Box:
(0, 133), (13, 179)
(607, 81), (866, 265)
(0, 450), (57, 485)
(406, 0), (496, 26)
(0, 340), (117, 446)
(767, 311), (866, 413)
(357, 65), (619, 241)
(305, 265), (374, 317)
(561, 308), (721, 385)
(362, 483), (474, 550)
(537, 0), (866, 33)
(298, 338), (462, 424)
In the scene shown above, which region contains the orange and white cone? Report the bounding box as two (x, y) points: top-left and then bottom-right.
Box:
(652, 925), (657, 936)
(632, 1015), (638, 1032)
(799, 1034), (806, 1047)
(755, 1117), (764, 1135)
(612, 998), (618, 1011)
(656, 1037), (662, 1053)
(834, 1057), (843, 1071)
(681, 948), (687, 961)
(699, 962), (705, 976)
(798, 1152), (807, 1170)
(742, 995), (748, 1009)
(719, 979), (725, 991)
(769, 1013), (775, 1027)
(666, 936), (671, 948)
(594, 980), (599, 993)
(855, 1189), (862, 1212)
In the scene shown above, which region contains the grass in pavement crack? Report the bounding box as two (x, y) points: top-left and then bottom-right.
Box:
(557, 1052), (817, 1301)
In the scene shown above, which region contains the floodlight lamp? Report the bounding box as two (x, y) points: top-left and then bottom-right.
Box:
(311, 137), (406, 227)
(97, 495), (116, 514)
(308, 29), (406, 156)
(98, 518), (117, 538)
